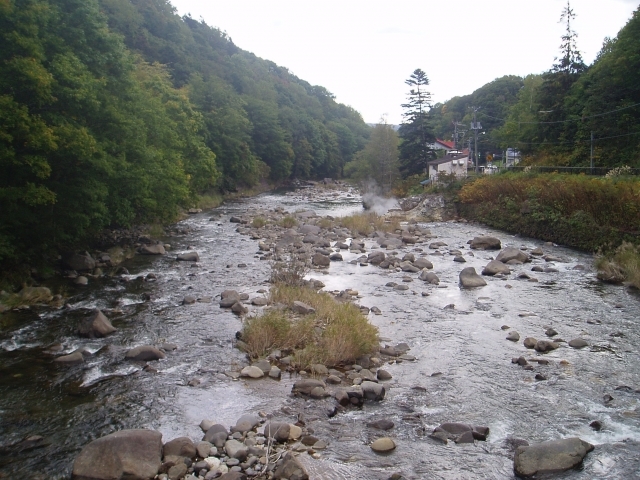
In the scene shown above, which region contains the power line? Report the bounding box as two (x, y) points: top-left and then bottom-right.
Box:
(513, 129), (640, 145)
(479, 101), (640, 125)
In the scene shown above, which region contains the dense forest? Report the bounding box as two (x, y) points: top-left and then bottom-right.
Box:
(428, 4), (640, 169)
(0, 0), (370, 269)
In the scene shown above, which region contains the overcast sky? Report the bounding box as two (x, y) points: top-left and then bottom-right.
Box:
(170, 0), (637, 125)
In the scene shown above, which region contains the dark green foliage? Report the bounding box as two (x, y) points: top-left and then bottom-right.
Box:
(398, 69), (435, 177)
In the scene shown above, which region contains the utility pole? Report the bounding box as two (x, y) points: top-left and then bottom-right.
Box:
(452, 121), (465, 150)
(470, 107), (482, 173)
(590, 131), (594, 174)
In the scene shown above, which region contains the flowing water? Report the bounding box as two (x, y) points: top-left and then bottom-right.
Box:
(0, 186), (639, 479)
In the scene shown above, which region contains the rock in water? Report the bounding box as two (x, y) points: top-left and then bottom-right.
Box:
(78, 310), (116, 338)
(273, 452), (309, 479)
(513, 437), (594, 477)
(370, 437), (396, 453)
(496, 247), (529, 264)
(469, 236), (501, 250)
(459, 267), (487, 288)
(177, 252), (199, 262)
(125, 345), (165, 361)
(482, 260), (511, 276)
(139, 244), (166, 255)
(72, 429), (162, 480)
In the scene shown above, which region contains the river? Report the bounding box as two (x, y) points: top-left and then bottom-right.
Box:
(0, 186), (639, 479)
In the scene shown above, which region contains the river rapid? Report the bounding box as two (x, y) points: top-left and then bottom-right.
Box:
(0, 185), (639, 479)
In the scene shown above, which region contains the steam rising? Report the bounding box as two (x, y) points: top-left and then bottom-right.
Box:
(361, 180), (399, 214)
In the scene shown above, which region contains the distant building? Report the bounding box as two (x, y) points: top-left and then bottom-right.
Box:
(506, 148), (521, 166)
(430, 139), (456, 153)
(427, 151), (469, 183)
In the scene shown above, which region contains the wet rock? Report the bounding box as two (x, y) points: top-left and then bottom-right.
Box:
(459, 267), (487, 288)
(370, 437), (396, 453)
(362, 381), (386, 401)
(312, 253), (330, 267)
(310, 386), (330, 399)
(163, 437), (196, 459)
(590, 420), (603, 431)
(220, 290), (241, 308)
(469, 236), (501, 250)
(329, 252), (343, 261)
(74, 276), (89, 286)
(125, 345), (165, 361)
(273, 452), (309, 479)
(545, 328), (558, 337)
(394, 284), (409, 291)
(196, 441), (214, 458)
(419, 270), (440, 284)
(251, 297), (268, 306)
(367, 419), (394, 430)
(167, 463), (187, 480)
(78, 310), (116, 338)
(506, 331), (520, 342)
(455, 431), (475, 444)
(377, 369), (392, 380)
(429, 241), (448, 249)
(232, 415), (261, 434)
(513, 437), (594, 477)
(224, 439), (248, 461)
(496, 247), (529, 264)
(177, 252), (199, 262)
(240, 366), (264, 379)
(63, 252), (96, 271)
(453, 255), (466, 263)
(204, 426), (228, 446)
(535, 373), (547, 381)
(54, 350), (85, 365)
(368, 251), (386, 265)
(139, 244), (166, 255)
(400, 261), (420, 273)
(568, 338), (588, 349)
(523, 337), (537, 349)
(231, 302), (248, 315)
(534, 340), (559, 353)
(72, 429), (162, 480)
(292, 301), (315, 315)
(16, 286), (53, 304)
(183, 295), (197, 305)
(371, 306), (382, 315)
(292, 379), (326, 396)
(413, 258), (433, 269)
(482, 260), (511, 276)
(268, 366), (281, 379)
(264, 422), (290, 442)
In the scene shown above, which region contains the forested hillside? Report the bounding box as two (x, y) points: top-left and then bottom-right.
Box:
(0, 0), (369, 268)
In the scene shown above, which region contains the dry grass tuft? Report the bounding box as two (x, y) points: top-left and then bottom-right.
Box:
(270, 254), (309, 286)
(339, 212), (402, 236)
(241, 310), (315, 358)
(596, 242), (640, 288)
(279, 215), (297, 228)
(252, 216), (267, 228)
(317, 217), (334, 229)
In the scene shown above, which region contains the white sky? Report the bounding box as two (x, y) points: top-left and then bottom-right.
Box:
(170, 0), (637, 125)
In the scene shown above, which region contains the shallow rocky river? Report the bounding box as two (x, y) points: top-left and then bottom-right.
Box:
(1, 185), (639, 479)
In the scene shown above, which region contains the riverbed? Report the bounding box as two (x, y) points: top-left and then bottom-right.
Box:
(0, 186), (639, 479)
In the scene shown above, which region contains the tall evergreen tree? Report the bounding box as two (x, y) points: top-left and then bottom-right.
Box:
(398, 69), (435, 177)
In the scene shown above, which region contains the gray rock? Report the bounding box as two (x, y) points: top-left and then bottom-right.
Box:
(523, 337), (538, 349)
(400, 261), (420, 273)
(163, 436), (196, 459)
(535, 340), (559, 353)
(125, 345), (165, 361)
(568, 338), (588, 349)
(367, 251), (386, 265)
(506, 331), (520, 342)
(273, 452), (309, 479)
(177, 252), (199, 262)
(312, 253), (330, 267)
(231, 302), (248, 315)
(139, 244), (166, 255)
(196, 441), (214, 458)
(419, 270), (440, 284)
(220, 290), (240, 308)
(413, 258), (433, 269)
(224, 439), (248, 461)
(329, 252), (343, 261)
(203, 424), (228, 444)
(367, 419), (394, 430)
(54, 350), (85, 365)
(377, 369), (392, 380)
(514, 437), (594, 477)
(264, 422), (290, 442)
(362, 381), (386, 401)
(72, 429), (162, 480)
(254, 359), (271, 373)
(251, 297), (268, 306)
(453, 255), (466, 263)
(482, 260), (511, 276)
(240, 366), (264, 379)
(183, 295), (197, 305)
(232, 415), (261, 433)
(370, 437), (396, 453)
(74, 276), (89, 286)
(78, 310), (116, 338)
(63, 252), (96, 271)
(292, 379), (326, 396)
(459, 267), (487, 288)
(496, 247), (529, 264)
(469, 236), (501, 250)
(292, 301), (315, 314)
(268, 365), (281, 379)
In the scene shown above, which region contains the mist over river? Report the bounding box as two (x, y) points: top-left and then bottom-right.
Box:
(1, 186), (639, 479)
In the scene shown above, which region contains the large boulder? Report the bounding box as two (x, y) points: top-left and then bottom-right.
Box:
(63, 252), (96, 271)
(459, 267), (487, 288)
(72, 429), (162, 480)
(78, 310), (116, 338)
(362, 381), (386, 401)
(163, 437), (196, 459)
(312, 253), (330, 267)
(482, 260), (511, 276)
(139, 244), (166, 255)
(514, 438), (594, 477)
(496, 247), (529, 264)
(470, 236), (501, 250)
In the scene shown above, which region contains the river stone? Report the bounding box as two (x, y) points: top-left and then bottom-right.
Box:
(289, 425), (302, 441)
(292, 379), (326, 396)
(273, 452), (309, 480)
(139, 244), (166, 255)
(514, 437), (594, 477)
(535, 340), (559, 353)
(232, 415), (261, 434)
(219, 473), (247, 480)
(167, 463), (188, 480)
(17, 286), (53, 304)
(183, 295), (196, 305)
(74, 276), (89, 286)
(377, 369), (392, 380)
(251, 297), (268, 306)
(125, 345), (165, 361)
(362, 381), (386, 401)
(63, 252), (96, 271)
(470, 236), (501, 250)
(196, 441), (214, 458)
(368, 251), (386, 264)
(568, 338), (589, 349)
(163, 436), (196, 459)
(482, 260), (511, 276)
(419, 270), (440, 284)
(312, 253), (330, 267)
(240, 366), (264, 379)
(253, 359), (271, 373)
(523, 337), (537, 349)
(413, 258), (433, 269)
(54, 350), (85, 365)
(459, 267), (487, 288)
(268, 366), (281, 379)
(368, 419), (394, 431)
(72, 429), (162, 480)
(506, 331), (520, 342)
(311, 364), (329, 375)
(292, 301), (315, 314)
(224, 440), (248, 461)
(453, 255), (466, 263)
(231, 302), (248, 315)
(177, 252), (199, 262)
(204, 424), (228, 445)
(264, 422), (290, 442)
(370, 437), (396, 453)
(400, 261), (420, 273)
(496, 247), (529, 264)
(78, 310), (116, 338)
(220, 290), (240, 308)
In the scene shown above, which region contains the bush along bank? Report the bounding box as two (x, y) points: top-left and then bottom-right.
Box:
(456, 173), (640, 253)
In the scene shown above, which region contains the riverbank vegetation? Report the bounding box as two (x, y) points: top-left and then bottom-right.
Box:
(457, 173), (640, 254)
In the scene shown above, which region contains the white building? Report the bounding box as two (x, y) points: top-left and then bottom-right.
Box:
(427, 151), (469, 183)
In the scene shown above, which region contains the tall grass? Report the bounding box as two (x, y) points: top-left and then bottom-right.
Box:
(458, 173), (640, 252)
(596, 242), (640, 288)
(339, 212), (401, 237)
